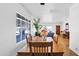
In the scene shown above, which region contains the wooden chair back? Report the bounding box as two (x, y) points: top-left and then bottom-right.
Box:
(29, 42), (53, 56)
(53, 34), (58, 43)
(26, 34), (32, 43)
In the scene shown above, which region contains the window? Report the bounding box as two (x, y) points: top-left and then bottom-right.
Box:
(16, 13), (31, 43)
(46, 26), (52, 32)
(16, 19), (22, 43)
(16, 19), (21, 27)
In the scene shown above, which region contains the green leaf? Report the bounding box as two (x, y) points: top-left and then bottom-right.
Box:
(33, 18), (42, 33)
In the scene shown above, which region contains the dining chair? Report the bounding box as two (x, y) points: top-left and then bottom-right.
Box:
(29, 42), (53, 56)
(26, 34), (32, 45)
(53, 34), (58, 43)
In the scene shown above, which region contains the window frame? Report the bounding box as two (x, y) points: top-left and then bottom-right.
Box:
(16, 13), (31, 43)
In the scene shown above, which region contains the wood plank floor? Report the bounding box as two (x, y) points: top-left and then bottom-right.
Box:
(56, 35), (78, 56)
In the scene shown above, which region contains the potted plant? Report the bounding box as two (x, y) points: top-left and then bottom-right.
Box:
(33, 18), (42, 36)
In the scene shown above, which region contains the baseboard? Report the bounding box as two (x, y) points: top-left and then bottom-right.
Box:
(69, 47), (79, 56)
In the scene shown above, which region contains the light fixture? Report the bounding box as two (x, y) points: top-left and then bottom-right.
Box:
(40, 3), (45, 5)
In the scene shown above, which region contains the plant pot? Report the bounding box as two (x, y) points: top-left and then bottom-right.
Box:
(35, 32), (40, 36)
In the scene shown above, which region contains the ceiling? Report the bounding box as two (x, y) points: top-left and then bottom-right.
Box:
(21, 3), (74, 23)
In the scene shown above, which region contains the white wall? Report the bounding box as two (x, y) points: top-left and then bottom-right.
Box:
(69, 4), (79, 55)
(39, 13), (63, 33)
(40, 14), (53, 24)
(0, 3), (32, 56)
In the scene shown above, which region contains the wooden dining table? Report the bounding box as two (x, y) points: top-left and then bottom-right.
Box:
(30, 36), (53, 42)
(17, 36), (64, 56)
